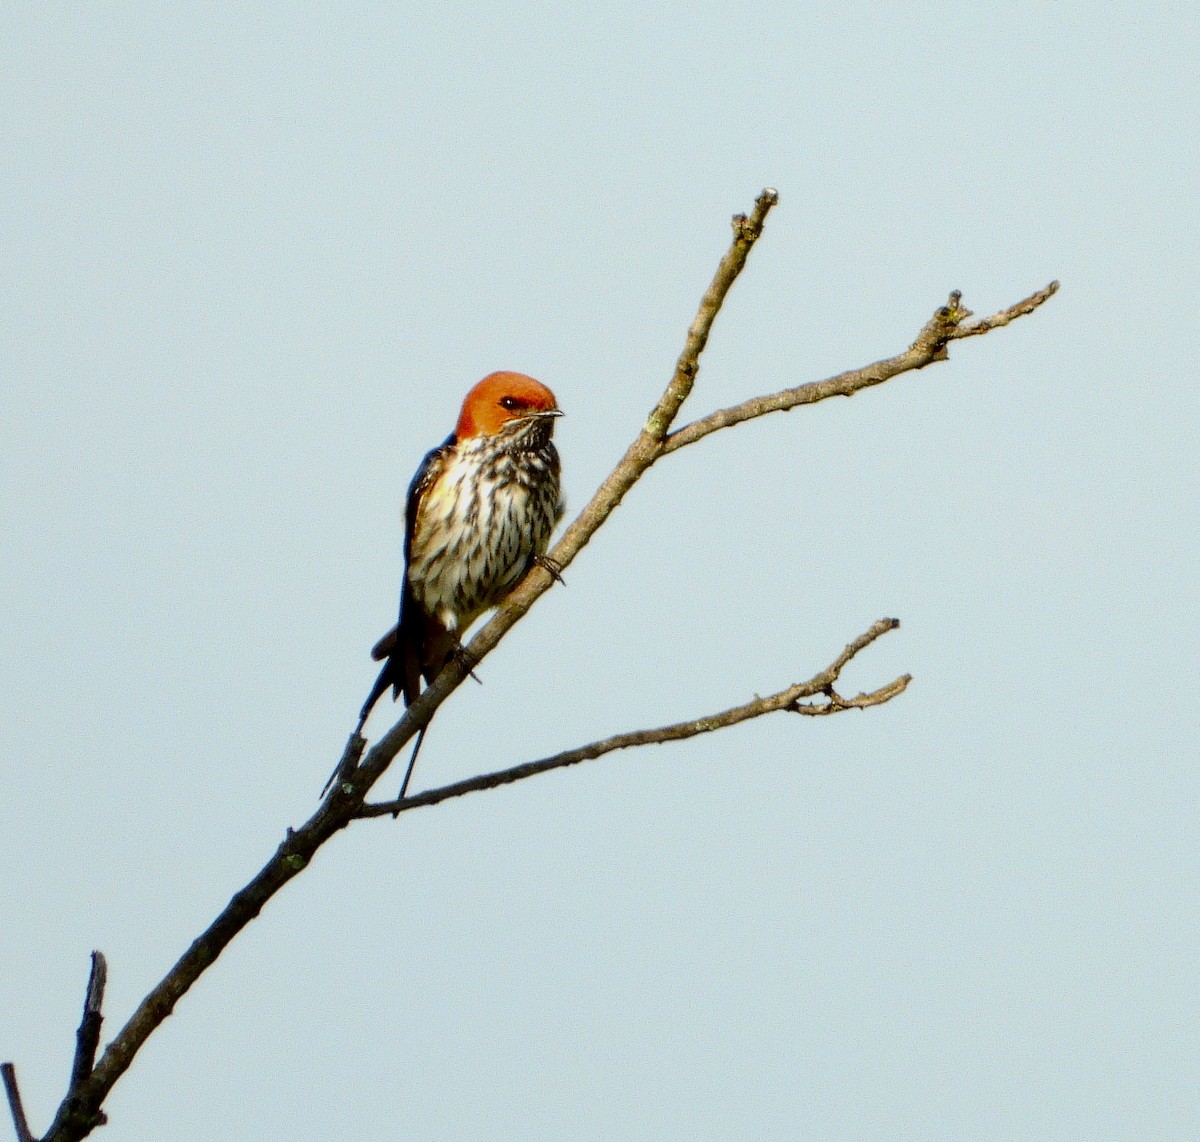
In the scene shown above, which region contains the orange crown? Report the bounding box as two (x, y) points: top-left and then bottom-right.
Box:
(455, 372), (560, 439)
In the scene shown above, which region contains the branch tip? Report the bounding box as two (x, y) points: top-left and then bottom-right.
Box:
(2, 1063), (35, 1142)
(84, 952), (107, 1017)
(732, 188), (779, 241)
(951, 279), (1060, 340)
(661, 276), (1059, 455)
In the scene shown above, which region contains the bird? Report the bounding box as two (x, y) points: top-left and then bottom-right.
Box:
(348, 371), (565, 797)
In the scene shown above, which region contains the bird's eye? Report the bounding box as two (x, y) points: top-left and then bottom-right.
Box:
(499, 396), (520, 411)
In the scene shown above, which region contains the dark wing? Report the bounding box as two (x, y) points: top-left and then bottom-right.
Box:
(402, 434), (454, 567)
(368, 436), (452, 662)
(359, 435), (456, 723)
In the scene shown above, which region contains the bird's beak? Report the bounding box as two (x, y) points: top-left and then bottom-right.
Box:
(531, 408), (563, 419)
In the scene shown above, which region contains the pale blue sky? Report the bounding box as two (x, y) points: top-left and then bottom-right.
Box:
(2, 4), (1197, 1139)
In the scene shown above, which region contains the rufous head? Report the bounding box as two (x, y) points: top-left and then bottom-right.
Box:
(455, 372), (562, 439)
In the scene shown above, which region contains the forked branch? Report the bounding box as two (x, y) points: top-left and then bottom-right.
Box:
(662, 281), (1059, 454)
(5, 953), (108, 1142)
(357, 617), (909, 819)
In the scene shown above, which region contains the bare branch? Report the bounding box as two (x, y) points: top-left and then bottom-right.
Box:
(2, 1064), (35, 1142)
(68, 953), (107, 1096)
(4, 952), (110, 1142)
(645, 188), (779, 440)
(357, 618), (908, 819)
(661, 281), (1060, 455)
(30, 188), (784, 1142)
(950, 279), (1060, 339)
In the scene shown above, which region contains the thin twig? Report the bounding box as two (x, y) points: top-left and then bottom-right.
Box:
(951, 279), (1060, 338)
(661, 281), (1059, 455)
(2, 1063), (35, 1142)
(68, 953), (107, 1094)
(357, 618), (908, 819)
(646, 188), (780, 439)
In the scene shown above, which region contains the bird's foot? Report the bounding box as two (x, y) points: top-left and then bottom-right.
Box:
(451, 642), (483, 686)
(533, 553), (566, 585)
